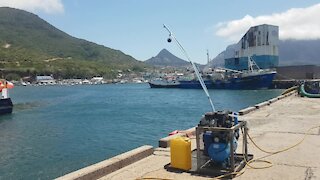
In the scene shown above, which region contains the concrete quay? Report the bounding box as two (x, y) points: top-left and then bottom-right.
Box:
(57, 91), (320, 180)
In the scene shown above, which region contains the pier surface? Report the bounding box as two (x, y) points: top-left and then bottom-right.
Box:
(58, 93), (320, 180)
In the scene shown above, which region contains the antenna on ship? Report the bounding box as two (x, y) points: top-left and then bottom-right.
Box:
(207, 49), (210, 64)
(163, 24), (215, 112)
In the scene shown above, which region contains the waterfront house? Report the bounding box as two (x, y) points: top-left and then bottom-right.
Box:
(36, 75), (56, 85)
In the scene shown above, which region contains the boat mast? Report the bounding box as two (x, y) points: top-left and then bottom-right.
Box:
(163, 24), (215, 112)
(248, 56), (261, 72)
(207, 49), (210, 64)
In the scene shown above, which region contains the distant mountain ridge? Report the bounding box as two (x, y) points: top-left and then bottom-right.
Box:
(0, 7), (145, 79)
(145, 49), (190, 67)
(278, 39), (320, 66)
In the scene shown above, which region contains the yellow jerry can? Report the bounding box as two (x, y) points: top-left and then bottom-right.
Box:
(170, 137), (191, 171)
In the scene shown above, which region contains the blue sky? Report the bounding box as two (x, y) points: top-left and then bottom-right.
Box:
(1, 0), (320, 64)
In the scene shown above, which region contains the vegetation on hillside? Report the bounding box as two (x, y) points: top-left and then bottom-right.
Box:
(0, 7), (147, 80)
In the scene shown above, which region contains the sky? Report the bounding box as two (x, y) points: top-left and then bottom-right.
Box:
(1, 0), (320, 64)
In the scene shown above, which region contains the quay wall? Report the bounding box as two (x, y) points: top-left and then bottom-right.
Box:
(57, 89), (297, 179)
(55, 145), (153, 180)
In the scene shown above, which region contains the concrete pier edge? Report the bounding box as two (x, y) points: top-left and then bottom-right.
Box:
(56, 145), (153, 180)
(159, 89), (298, 147)
(239, 90), (297, 115)
(57, 89), (298, 179)
(158, 127), (195, 148)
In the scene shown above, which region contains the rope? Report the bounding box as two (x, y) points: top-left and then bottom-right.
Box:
(249, 125), (319, 155)
(212, 124), (320, 179)
(136, 178), (173, 180)
(137, 125), (320, 180)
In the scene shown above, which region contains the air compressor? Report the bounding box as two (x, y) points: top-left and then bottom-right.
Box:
(198, 110), (239, 166)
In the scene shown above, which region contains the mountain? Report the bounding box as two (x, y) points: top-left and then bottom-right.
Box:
(278, 39), (320, 66)
(0, 7), (146, 79)
(145, 49), (190, 67)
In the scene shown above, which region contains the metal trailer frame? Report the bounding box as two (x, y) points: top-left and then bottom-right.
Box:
(195, 121), (252, 176)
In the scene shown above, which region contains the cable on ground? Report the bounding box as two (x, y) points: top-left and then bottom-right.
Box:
(137, 125), (320, 180)
(212, 124), (320, 179)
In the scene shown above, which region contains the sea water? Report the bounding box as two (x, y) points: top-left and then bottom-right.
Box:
(0, 83), (282, 179)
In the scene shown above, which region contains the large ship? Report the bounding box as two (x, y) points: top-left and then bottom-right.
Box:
(149, 57), (276, 90)
(149, 24), (278, 90)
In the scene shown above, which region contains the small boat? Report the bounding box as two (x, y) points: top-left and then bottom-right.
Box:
(0, 80), (14, 114)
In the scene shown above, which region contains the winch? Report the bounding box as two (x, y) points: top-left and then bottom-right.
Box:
(199, 110), (239, 166)
(195, 110), (252, 176)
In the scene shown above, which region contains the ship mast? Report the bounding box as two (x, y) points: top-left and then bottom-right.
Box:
(207, 49), (210, 64)
(248, 56), (261, 73)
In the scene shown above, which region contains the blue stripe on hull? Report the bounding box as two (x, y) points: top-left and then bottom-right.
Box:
(212, 73), (276, 89)
(178, 80), (213, 89)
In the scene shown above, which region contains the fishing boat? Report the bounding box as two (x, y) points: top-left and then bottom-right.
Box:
(149, 56), (276, 90)
(0, 80), (14, 114)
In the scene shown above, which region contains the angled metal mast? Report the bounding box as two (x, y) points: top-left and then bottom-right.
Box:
(163, 24), (215, 112)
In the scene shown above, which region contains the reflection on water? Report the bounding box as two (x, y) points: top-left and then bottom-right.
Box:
(13, 102), (44, 111)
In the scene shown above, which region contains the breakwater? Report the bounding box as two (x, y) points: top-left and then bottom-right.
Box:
(271, 79), (320, 89)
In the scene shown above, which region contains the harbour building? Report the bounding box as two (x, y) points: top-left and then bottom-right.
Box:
(224, 24), (279, 70)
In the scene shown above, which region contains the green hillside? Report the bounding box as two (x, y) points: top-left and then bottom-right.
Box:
(0, 7), (146, 79)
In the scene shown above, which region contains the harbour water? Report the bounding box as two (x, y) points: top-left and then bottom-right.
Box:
(0, 83), (282, 179)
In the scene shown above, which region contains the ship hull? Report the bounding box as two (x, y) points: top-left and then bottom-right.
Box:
(149, 82), (179, 88)
(149, 72), (276, 90)
(0, 98), (13, 114)
(212, 72), (276, 89)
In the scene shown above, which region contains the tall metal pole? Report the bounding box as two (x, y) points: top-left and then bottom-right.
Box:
(207, 49), (210, 64)
(163, 24), (215, 112)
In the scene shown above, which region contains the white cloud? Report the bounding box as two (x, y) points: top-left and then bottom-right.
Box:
(215, 3), (320, 41)
(0, 0), (64, 14)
